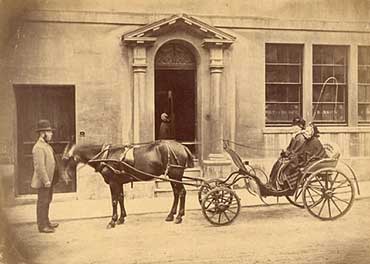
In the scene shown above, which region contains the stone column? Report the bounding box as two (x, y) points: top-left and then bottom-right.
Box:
(123, 37), (156, 143)
(132, 44), (148, 143)
(203, 41), (232, 179)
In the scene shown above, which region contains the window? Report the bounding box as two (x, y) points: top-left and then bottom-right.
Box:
(358, 46), (370, 123)
(312, 45), (347, 123)
(265, 44), (303, 125)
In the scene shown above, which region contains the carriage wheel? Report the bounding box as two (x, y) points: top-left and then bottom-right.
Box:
(198, 178), (229, 205)
(285, 182), (304, 208)
(201, 187), (241, 226)
(302, 168), (355, 220)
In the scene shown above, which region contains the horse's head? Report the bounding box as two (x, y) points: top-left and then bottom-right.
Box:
(61, 142), (79, 180)
(61, 143), (105, 179)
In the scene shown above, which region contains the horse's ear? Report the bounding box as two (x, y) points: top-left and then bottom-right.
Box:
(62, 142), (72, 160)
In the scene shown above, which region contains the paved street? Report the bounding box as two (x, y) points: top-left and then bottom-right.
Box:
(2, 197), (370, 264)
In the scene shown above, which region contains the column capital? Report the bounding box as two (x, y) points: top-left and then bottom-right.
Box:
(207, 45), (224, 70)
(132, 45), (148, 69)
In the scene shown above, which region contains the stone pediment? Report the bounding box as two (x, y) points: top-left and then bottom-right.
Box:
(122, 14), (235, 46)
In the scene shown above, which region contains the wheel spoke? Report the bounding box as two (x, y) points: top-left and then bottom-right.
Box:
(223, 211), (231, 222)
(310, 196), (324, 209)
(307, 186), (322, 196)
(225, 208), (238, 215)
(294, 187), (303, 200)
(332, 194), (350, 205)
(332, 180), (349, 191)
(314, 175), (325, 189)
(325, 171), (329, 189)
(218, 212), (222, 223)
(327, 198), (332, 218)
(308, 185), (323, 191)
(204, 199), (215, 210)
(318, 198), (327, 216)
(329, 172), (339, 189)
(206, 208), (218, 218)
(329, 196), (342, 214)
(307, 188), (316, 204)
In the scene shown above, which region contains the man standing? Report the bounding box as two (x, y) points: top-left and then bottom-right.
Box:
(31, 120), (59, 233)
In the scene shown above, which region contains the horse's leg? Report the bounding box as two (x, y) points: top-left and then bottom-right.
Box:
(175, 183), (186, 224)
(166, 182), (179, 222)
(107, 181), (119, 229)
(117, 184), (126, 225)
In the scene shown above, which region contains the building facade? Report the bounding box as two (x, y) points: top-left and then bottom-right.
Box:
(1, 0), (370, 201)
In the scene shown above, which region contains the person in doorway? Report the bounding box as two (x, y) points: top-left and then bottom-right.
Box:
(31, 119), (59, 233)
(158, 112), (172, 139)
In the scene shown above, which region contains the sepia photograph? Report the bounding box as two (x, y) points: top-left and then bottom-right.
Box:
(0, 0), (369, 263)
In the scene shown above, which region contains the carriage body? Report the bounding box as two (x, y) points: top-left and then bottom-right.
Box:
(199, 141), (360, 226)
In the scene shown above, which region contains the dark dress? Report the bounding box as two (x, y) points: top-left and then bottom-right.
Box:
(158, 120), (171, 139)
(268, 132), (328, 190)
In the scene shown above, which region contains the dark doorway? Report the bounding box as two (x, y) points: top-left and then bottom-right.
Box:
(14, 85), (76, 195)
(154, 42), (197, 155)
(155, 69), (196, 143)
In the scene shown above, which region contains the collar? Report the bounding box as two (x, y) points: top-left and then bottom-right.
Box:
(38, 137), (50, 145)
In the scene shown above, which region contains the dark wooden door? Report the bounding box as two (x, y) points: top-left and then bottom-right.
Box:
(14, 85), (76, 195)
(155, 69), (196, 153)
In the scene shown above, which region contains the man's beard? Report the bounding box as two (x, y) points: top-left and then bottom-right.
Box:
(42, 134), (50, 143)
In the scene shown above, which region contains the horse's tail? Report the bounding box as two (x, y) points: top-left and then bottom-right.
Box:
(184, 146), (194, 168)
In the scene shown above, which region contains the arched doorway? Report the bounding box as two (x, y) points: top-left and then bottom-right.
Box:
(155, 41), (197, 153)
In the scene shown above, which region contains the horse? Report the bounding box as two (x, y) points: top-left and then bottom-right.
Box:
(61, 140), (194, 228)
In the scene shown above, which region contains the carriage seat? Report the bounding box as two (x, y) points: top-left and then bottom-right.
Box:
(323, 142), (341, 160)
(303, 142), (341, 173)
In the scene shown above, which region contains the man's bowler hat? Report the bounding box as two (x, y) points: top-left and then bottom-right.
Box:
(35, 119), (55, 132)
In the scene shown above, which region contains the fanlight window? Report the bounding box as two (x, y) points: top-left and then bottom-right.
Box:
(155, 43), (195, 70)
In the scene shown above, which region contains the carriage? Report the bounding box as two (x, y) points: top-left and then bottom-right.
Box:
(197, 140), (360, 226)
(64, 138), (360, 227)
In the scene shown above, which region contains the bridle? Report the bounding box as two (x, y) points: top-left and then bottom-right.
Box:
(61, 143), (112, 177)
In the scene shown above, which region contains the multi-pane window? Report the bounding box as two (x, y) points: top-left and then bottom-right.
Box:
(312, 45), (347, 123)
(358, 46), (370, 123)
(265, 44), (303, 125)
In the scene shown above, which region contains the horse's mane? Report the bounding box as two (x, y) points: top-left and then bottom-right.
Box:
(74, 144), (103, 156)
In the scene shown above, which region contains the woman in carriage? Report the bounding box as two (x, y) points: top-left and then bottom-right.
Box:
(267, 117), (328, 191)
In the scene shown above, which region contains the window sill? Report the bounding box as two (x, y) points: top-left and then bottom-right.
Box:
(263, 126), (370, 134)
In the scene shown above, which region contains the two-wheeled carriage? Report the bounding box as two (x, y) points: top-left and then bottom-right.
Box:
(66, 139), (359, 227)
(197, 140), (360, 226)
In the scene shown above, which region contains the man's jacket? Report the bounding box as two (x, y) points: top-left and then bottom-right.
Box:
(31, 137), (57, 189)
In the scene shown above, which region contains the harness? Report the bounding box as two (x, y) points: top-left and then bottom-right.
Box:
(89, 142), (186, 187)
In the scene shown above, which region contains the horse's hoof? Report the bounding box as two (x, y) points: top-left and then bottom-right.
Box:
(106, 222), (116, 229)
(165, 215), (174, 222)
(174, 218), (182, 224)
(117, 218), (125, 225)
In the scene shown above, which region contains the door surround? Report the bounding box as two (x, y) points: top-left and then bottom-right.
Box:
(122, 14), (235, 165)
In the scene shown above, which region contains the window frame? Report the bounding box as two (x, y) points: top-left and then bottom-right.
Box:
(312, 45), (348, 124)
(358, 45), (370, 125)
(265, 43), (304, 126)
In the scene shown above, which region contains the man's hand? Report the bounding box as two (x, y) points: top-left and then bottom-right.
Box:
(45, 181), (51, 188)
(63, 176), (72, 185)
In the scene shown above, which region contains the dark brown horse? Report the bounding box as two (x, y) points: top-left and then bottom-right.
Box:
(61, 140), (194, 228)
